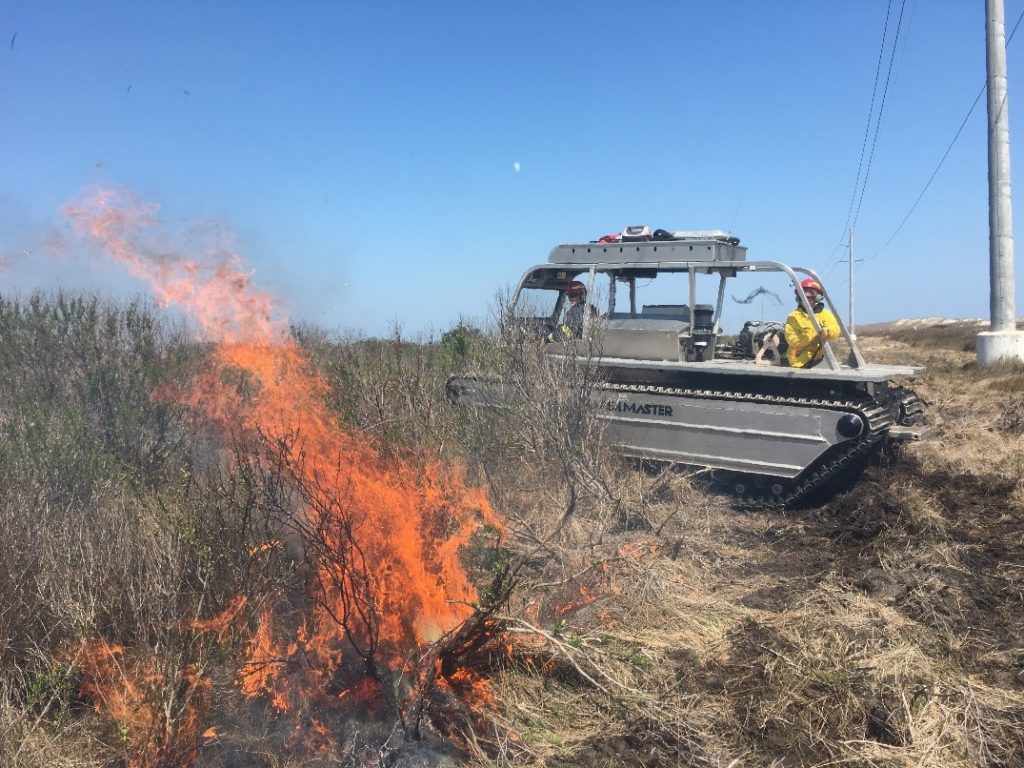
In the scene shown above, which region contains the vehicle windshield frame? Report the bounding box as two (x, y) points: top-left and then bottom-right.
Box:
(513, 260), (862, 369)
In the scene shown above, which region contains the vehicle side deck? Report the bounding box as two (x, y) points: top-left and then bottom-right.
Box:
(550, 347), (922, 382)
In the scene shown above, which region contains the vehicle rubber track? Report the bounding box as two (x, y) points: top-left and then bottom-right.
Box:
(600, 382), (898, 510)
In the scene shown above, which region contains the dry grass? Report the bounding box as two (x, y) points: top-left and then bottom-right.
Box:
(4, 299), (1024, 767)
(458, 328), (1024, 766)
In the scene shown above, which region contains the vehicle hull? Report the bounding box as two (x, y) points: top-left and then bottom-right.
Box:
(446, 358), (922, 506)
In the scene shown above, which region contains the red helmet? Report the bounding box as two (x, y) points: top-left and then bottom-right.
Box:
(800, 278), (823, 293)
(566, 281), (586, 299)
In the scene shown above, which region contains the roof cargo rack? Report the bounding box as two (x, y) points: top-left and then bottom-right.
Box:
(548, 233), (746, 266)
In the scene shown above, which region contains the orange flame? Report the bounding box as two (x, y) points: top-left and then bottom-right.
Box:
(249, 539), (281, 557)
(237, 605), (292, 713)
(440, 667), (497, 711)
(65, 189), (282, 345)
(181, 594), (248, 642)
(73, 640), (210, 768)
(66, 189), (503, 744)
(619, 541), (659, 559)
(551, 583), (597, 619)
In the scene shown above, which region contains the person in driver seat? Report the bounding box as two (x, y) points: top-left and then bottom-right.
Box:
(544, 280), (597, 343)
(784, 278), (840, 368)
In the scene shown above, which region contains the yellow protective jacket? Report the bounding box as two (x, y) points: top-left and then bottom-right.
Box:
(546, 303), (597, 343)
(784, 305), (841, 368)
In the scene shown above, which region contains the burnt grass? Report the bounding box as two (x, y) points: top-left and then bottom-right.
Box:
(1, 296), (1023, 767)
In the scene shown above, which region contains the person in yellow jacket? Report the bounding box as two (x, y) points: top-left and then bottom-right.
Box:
(784, 278), (841, 368)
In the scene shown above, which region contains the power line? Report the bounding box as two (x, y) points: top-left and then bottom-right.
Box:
(866, 87), (985, 262)
(866, 3), (1024, 263)
(852, 0), (909, 233)
(841, 0), (894, 241)
(826, 1), (909, 280)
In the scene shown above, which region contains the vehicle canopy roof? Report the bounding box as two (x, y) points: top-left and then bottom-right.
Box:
(547, 231), (746, 267)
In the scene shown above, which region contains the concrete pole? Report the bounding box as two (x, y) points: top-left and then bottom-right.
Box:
(987, 0), (1015, 332)
(978, 0), (1024, 364)
(849, 228), (856, 340)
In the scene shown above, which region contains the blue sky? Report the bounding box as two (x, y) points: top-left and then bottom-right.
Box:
(1, 1), (1021, 336)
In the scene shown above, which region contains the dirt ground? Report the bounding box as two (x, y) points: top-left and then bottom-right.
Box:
(484, 325), (1024, 767)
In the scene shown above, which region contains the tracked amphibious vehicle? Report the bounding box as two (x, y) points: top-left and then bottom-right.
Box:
(447, 229), (927, 506)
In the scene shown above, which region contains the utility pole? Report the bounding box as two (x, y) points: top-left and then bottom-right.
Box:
(847, 228), (861, 340)
(978, 0), (1024, 364)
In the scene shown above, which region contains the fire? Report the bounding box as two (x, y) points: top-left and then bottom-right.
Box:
(72, 640), (210, 768)
(65, 189), (503, 751)
(237, 606), (291, 714)
(249, 539), (281, 556)
(551, 582), (597, 619)
(619, 541), (659, 559)
(65, 189), (282, 345)
(181, 594), (248, 642)
(439, 667), (497, 711)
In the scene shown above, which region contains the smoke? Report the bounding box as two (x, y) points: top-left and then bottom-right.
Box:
(0, 193), (69, 276)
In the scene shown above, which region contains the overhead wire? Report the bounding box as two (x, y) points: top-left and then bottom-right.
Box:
(865, 3), (1024, 264)
(865, 89), (985, 262)
(829, 3), (918, 307)
(839, 1), (894, 242)
(851, 0), (909, 233)
(825, 0), (908, 280)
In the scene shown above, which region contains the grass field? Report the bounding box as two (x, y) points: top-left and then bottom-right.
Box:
(1, 298), (1021, 768)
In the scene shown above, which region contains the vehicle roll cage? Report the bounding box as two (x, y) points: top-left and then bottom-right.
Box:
(513, 260), (864, 370)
